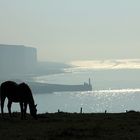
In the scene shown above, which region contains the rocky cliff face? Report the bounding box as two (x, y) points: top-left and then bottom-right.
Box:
(0, 44), (37, 77)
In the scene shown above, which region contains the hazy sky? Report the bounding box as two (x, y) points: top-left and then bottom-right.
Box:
(0, 0), (140, 62)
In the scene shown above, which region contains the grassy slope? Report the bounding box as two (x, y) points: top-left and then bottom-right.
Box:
(0, 112), (140, 140)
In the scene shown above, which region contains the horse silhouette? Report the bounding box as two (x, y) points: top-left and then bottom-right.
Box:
(0, 81), (37, 119)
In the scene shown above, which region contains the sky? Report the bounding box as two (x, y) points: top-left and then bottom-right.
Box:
(0, 0), (140, 62)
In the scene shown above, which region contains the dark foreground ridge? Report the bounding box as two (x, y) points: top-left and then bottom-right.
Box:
(0, 112), (140, 140)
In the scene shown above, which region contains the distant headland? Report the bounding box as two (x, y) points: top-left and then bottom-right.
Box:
(0, 44), (70, 78)
(28, 78), (92, 94)
(0, 44), (92, 92)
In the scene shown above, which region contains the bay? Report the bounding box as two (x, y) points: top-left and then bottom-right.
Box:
(3, 60), (140, 114)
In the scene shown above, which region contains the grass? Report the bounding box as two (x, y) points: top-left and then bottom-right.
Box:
(0, 112), (140, 140)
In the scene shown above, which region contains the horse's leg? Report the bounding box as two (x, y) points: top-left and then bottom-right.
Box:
(1, 95), (6, 117)
(7, 100), (12, 117)
(20, 102), (24, 119)
(23, 102), (27, 119)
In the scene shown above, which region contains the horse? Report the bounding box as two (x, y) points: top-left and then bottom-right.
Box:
(0, 81), (37, 119)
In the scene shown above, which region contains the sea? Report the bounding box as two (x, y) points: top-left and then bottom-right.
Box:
(4, 59), (140, 114)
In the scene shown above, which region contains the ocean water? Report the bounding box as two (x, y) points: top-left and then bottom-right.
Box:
(32, 60), (140, 113)
(3, 60), (140, 114)
(34, 90), (140, 113)
(4, 88), (140, 114)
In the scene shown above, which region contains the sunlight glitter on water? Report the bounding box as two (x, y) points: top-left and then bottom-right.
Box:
(45, 88), (140, 113)
(4, 88), (140, 114)
(31, 62), (140, 113)
(69, 59), (140, 71)
(94, 89), (140, 93)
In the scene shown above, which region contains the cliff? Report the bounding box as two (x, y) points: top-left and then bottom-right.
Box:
(0, 44), (37, 77)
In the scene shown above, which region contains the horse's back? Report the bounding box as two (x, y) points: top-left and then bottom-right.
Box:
(1, 81), (18, 95)
(1, 81), (20, 102)
(0, 81), (33, 102)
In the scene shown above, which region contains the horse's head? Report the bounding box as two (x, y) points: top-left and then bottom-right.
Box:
(30, 104), (37, 119)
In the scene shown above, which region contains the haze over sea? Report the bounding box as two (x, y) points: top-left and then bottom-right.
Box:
(28, 59), (140, 113)
(5, 59), (140, 114)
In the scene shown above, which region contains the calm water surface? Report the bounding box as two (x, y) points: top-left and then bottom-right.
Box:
(4, 65), (140, 113)
(5, 89), (140, 114)
(32, 67), (140, 113)
(33, 89), (140, 113)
